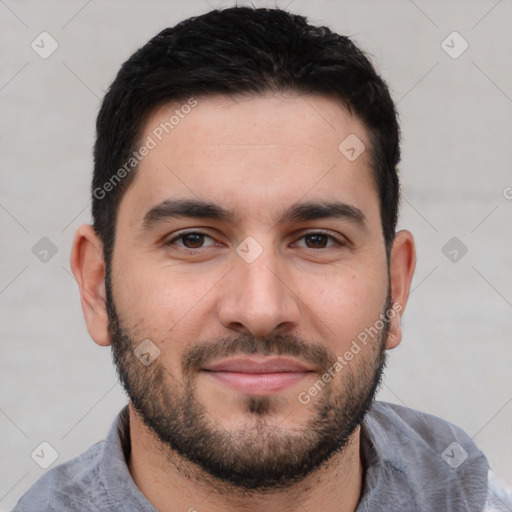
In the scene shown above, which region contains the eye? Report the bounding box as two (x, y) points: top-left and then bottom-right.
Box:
(293, 231), (343, 249)
(165, 230), (217, 250)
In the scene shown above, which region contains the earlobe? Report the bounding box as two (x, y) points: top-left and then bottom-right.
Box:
(385, 230), (416, 350)
(385, 307), (403, 350)
(70, 224), (111, 347)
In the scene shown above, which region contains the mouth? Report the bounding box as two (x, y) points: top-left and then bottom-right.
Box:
(200, 356), (316, 395)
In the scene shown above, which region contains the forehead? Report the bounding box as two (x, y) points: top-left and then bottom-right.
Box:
(119, 93), (380, 229)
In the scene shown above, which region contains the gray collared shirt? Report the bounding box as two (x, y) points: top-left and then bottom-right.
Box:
(11, 401), (512, 511)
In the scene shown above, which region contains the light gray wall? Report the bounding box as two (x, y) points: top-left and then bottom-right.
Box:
(1, 0), (511, 509)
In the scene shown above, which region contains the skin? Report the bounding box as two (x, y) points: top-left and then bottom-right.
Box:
(70, 92), (416, 512)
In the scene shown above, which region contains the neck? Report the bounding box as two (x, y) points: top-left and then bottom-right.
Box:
(127, 405), (365, 512)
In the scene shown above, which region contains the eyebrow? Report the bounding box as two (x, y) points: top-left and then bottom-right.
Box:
(141, 198), (367, 231)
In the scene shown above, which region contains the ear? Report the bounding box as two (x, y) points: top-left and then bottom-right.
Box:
(70, 224), (111, 347)
(385, 229), (416, 350)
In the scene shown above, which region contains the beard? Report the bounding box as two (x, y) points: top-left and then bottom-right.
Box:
(106, 269), (390, 491)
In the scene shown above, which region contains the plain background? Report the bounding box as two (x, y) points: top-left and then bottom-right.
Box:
(1, 0), (511, 509)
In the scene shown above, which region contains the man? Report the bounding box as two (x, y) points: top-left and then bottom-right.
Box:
(12, 6), (511, 512)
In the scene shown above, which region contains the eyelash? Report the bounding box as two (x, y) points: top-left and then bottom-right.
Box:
(165, 229), (344, 251)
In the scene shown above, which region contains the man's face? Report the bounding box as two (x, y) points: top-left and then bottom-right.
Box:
(107, 93), (392, 489)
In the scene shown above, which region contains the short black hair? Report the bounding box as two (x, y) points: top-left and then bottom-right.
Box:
(92, 6), (400, 265)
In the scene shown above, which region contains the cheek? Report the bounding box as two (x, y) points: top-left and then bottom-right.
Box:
(298, 266), (387, 352)
(111, 258), (219, 356)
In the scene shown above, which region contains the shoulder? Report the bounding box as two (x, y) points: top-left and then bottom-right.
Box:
(366, 400), (478, 453)
(11, 407), (136, 512)
(365, 400), (488, 471)
(11, 407), (154, 512)
(360, 401), (491, 511)
(11, 441), (105, 512)
(485, 470), (512, 511)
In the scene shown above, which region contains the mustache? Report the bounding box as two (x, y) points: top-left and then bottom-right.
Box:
(181, 334), (338, 375)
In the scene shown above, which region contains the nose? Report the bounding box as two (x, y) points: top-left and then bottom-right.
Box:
(216, 244), (301, 338)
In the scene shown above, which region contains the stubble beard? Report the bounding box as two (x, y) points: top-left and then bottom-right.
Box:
(106, 267), (390, 492)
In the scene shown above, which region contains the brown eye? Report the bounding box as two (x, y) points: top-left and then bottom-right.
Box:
(180, 233), (206, 248)
(304, 233), (329, 248)
(294, 231), (341, 249)
(166, 231), (216, 250)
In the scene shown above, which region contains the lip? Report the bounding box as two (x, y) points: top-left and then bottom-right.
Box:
(201, 357), (315, 395)
(203, 356), (314, 373)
